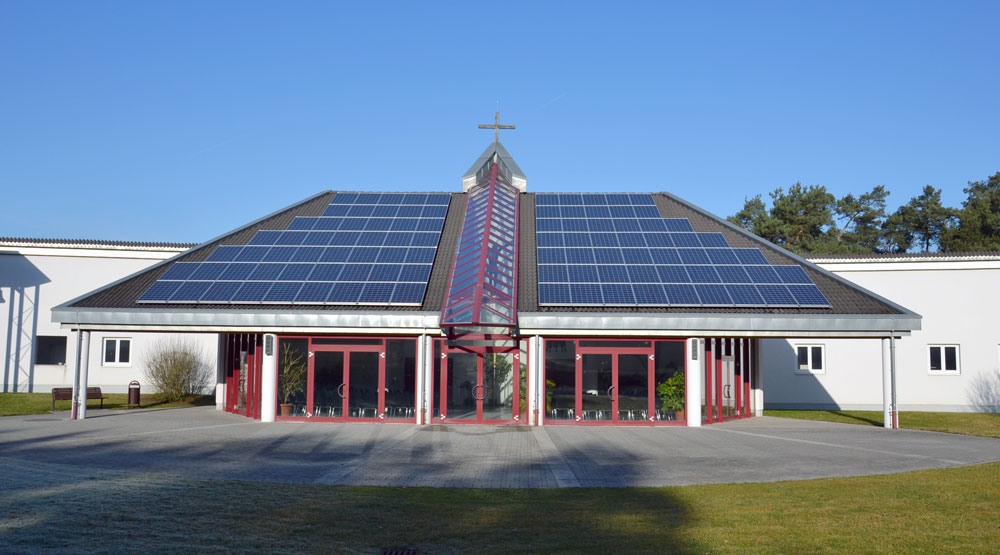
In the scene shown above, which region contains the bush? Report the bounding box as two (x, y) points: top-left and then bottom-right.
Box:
(142, 340), (212, 402)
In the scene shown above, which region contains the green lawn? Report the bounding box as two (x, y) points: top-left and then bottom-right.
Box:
(764, 409), (1000, 438)
(3, 459), (998, 553)
(0, 392), (215, 416)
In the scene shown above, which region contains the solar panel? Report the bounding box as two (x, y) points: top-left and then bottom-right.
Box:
(138, 191), (450, 306)
(534, 193), (831, 308)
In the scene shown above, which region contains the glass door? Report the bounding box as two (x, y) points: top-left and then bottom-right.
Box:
(312, 351), (344, 418)
(617, 354), (650, 422)
(445, 352), (478, 420)
(347, 351), (380, 419)
(307, 344), (383, 420)
(580, 354), (613, 421)
(439, 349), (521, 423)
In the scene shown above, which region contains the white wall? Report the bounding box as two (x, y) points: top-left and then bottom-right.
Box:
(762, 257), (1000, 412)
(1, 243), (218, 393)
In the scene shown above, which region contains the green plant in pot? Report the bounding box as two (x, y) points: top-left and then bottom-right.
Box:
(278, 343), (307, 417)
(656, 371), (685, 421)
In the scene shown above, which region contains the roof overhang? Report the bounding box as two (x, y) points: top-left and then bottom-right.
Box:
(517, 312), (920, 338)
(53, 307), (919, 337)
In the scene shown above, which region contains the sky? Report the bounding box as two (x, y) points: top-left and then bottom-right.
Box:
(1, 1), (998, 243)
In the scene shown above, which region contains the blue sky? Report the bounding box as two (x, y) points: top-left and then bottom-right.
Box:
(2, 1), (997, 243)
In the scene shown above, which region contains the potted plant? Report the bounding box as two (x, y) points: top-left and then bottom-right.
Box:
(656, 372), (686, 421)
(278, 343), (307, 417)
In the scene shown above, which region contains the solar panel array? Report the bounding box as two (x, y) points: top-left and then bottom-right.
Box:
(535, 193), (831, 308)
(138, 193), (450, 305)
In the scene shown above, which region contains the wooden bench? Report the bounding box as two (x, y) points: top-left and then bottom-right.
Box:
(51, 387), (106, 412)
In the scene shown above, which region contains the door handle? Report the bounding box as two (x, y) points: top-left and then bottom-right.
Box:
(606, 386), (615, 400)
(473, 384), (485, 400)
(337, 383), (346, 398)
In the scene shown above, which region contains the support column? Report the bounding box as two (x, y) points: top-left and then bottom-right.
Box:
(215, 334), (226, 411)
(881, 337), (892, 429)
(526, 336), (538, 426)
(77, 331), (91, 420)
(752, 339), (763, 417)
(416, 334), (426, 425)
(70, 329), (81, 419)
(260, 334), (277, 422)
(423, 335), (434, 425)
(686, 337), (702, 427)
(535, 336), (545, 426)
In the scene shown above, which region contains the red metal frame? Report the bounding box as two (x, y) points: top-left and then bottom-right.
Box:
(275, 335), (418, 423)
(432, 338), (524, 425)
(223, 333), (263, 419)
(703, 337), (754, 423)
(541, 338), (687, 426)
(440, 154), (520, 335)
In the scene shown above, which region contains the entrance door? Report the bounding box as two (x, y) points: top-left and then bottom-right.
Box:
(309, 345), (384, 420)
(579, 353), (651, 423)
(439, 350), (520, 423)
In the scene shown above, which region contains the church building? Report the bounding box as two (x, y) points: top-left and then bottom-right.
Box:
(52, 120), (921, 427)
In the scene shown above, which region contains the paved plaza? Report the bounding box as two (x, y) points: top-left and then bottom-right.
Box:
(2, 407), (999, 488)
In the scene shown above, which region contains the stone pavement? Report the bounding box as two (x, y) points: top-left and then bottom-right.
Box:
(2, 407), (999, 488)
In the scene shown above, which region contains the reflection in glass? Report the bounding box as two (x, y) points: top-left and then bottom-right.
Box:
(655, 341), (686, 421)
(280, 338), (309, 416)
(483, 353), (514, 420)
(348, 351), (379, 418)
(385, 339), (416, 419)
(581, 354), (612, 420)
(447, 353), (478, 420)
(545, 340), (576, 420)
(617, 354), (648, 421)
(313, 351), (343, 418)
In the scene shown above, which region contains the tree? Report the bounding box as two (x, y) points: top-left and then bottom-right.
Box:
(940, 172), (1000, 252)
(768, 183), (836, 253)
(883, 186), (956, 253)
(833, 185), (889, 253)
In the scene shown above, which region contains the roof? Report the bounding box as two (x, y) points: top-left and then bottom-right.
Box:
(808, 251), (1000, 263)
(51, 143), (921, 336)
(462, 141), (527, 192)
(0, 237), (196, 251)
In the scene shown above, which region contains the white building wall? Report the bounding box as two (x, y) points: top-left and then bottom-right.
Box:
(1, 242), (218, 393)
(762, 257), (1000, 412)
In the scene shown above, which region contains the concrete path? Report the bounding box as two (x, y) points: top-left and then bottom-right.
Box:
(2, 407), (999, 488)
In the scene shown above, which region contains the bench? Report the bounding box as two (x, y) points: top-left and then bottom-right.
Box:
(51, 387), (106, 412)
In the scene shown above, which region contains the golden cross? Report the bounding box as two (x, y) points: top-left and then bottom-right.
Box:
(478, 111), (515, 142)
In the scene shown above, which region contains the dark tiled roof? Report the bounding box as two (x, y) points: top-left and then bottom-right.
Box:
(66, 189), (907, 317)
(517, 193), (901, 315)
(0, 237), (196, 249)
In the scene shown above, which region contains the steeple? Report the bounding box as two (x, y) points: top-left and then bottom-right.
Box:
(461, 140), (527, 192)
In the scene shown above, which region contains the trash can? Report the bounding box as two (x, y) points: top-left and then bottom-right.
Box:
(128, 380), (141, 408)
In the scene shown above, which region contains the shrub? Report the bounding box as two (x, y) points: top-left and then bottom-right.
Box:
(142, 340), (212, 402)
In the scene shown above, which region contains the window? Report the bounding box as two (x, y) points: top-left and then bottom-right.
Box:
(103, 338), (131, 366)
(795, 344), (824, 374)
(928, 345), (959, 373)
(35, 336), (67, 365)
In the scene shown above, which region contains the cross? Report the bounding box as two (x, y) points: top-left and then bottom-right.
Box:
(478, 111), (515, 142)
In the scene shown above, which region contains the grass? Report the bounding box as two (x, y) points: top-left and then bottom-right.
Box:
(2, 458), (998, 553)
(0, 392), (215, 416)
(764, 409), (1000, 438)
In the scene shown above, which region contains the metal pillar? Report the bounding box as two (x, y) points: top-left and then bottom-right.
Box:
(77, 331), (91, 420)
(686, 337), (702, 427)
(260, 334), (277, 422)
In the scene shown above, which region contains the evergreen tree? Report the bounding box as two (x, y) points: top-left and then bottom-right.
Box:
(883, 186), (956, 253)
(940, 172), (1000, 252)
(767, 182), (835, 253)
(833, 185), (889, 253)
